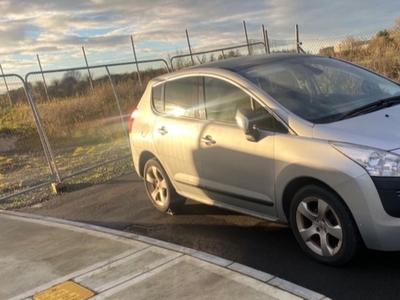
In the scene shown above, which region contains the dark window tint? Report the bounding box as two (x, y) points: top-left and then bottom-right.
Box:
(164, 77), (198, 117)
(204, 77), (251, 123)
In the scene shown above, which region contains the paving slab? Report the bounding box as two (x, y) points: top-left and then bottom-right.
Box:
(97, 256), (301, 300)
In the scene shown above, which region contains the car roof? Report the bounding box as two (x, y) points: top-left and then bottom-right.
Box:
(189, 53), (315, 72)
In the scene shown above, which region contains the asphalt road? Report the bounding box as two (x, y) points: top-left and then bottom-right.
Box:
(19, 172), (400, 300)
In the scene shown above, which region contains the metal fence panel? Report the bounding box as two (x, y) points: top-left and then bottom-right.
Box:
(268, 39), (297, 53)
(25, 66), (131, 181)
(0, 74), (53, 201)
(24, 60), (169, 181)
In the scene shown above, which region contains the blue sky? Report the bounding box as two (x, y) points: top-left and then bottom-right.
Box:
(1, 0), (399, 75)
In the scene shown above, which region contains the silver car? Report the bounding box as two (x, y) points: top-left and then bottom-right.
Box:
(129, 54), (400, 265)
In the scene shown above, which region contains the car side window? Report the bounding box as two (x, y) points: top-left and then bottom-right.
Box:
(252, 101), (288, 133)
(204, 77), (252, 123)
(152, 84), (163, 113)
(164, 77), (198, 117)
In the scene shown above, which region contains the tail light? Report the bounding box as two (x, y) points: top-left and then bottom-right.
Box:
(129, 109), (139, 133)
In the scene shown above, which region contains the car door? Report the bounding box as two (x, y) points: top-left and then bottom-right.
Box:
(152, 76), (204, 197)
(196, 76), (287, 218)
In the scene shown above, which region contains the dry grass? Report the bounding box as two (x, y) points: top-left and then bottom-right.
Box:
(321, 27), (400, 82)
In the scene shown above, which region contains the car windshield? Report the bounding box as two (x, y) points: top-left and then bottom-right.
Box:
(242, 56), (400, 124)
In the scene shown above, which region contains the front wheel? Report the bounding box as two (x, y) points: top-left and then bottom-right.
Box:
(143, 158), (185, 214)
(290, 185), (360, 266)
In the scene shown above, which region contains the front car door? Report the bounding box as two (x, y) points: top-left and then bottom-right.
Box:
(196, 76), (288, 219)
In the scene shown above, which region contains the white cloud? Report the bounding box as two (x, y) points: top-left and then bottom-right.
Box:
(0, 0), (399, 74)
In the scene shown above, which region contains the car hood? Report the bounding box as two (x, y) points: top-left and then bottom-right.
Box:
(313, 105), (400, 152)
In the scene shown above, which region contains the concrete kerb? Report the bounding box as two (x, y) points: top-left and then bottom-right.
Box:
(1, 210), (328, 300)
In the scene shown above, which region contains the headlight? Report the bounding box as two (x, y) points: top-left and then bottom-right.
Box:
(331, 142), (400, 177)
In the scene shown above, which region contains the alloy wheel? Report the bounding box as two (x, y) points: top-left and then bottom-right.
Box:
(296, 197), (343, 257)
(145, 165), (169, 207)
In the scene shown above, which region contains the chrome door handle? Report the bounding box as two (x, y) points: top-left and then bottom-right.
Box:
(158, 126), (168, 135)
(201, 135), (216, 145)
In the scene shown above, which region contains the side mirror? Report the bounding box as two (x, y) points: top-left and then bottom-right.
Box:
(235, 108), (259, 142)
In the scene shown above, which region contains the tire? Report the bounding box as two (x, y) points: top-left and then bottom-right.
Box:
(143, 158), (185, 214)
(289, 185), (360, 266)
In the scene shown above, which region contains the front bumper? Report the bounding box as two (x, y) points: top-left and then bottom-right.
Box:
(335, 174), (400, 251)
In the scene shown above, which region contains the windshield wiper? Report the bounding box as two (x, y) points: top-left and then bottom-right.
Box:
(340, 95), (400, 120)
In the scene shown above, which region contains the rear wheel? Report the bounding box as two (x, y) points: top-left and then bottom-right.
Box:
(143, 158), (185, 214)
(290, 185), (360, 266)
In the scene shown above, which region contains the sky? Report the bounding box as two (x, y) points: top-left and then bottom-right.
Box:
(1, 0), (400, 75)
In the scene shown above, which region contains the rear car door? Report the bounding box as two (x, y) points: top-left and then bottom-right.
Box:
(152, 76), (205, 197)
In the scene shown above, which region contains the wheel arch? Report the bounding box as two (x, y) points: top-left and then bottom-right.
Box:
(281, 177), (352, 223)
(138, 151), (157, 178)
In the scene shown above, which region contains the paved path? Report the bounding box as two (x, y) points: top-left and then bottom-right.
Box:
(1, 211), (327, 300)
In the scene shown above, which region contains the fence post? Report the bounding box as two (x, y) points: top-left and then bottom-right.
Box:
(82, 46), (94, 91)
(130, 37), (143, 91)
(105, 67), (130, 149)
(221, 50), (226, 59)
(265, 29), (271, 54)
(23, 76), (61, 182)
(0, 64), (12, 105)
(36, 54), (51, 101)
(262, 25), (268, 54)
(243, 20), (251, 55)
(185, 29), (195, 66)
(296, 24), (300, 53)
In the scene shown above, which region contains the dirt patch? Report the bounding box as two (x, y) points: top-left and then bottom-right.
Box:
(0, 136), (18, 152)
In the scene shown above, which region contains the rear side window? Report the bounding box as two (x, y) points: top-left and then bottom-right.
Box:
(164, 77), (198, 117)
(152, 84), (163, 112)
